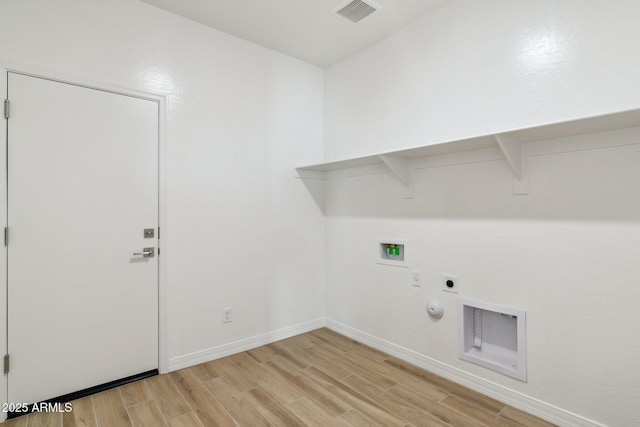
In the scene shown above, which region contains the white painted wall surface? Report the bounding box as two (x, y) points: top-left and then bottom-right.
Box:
(324, 134), (640, 426)
(325, 0), (640, 161)
(0, 0), (325, 376)
(323, 1), (640, 425)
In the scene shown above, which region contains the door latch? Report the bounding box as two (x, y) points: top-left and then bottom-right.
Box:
(133, 248), (155, 258)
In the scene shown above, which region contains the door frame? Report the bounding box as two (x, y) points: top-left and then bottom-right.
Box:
(0, 64), (169, 418)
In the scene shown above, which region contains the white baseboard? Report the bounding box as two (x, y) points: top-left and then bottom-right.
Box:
(168, 318), (326, 371)
(325, 319), (605, 427)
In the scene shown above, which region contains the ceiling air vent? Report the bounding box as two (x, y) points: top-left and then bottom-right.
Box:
(333, 0), (381, 23)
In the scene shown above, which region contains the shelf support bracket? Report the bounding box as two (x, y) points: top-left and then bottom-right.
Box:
(295, 168), (326, 212)
(379, 155), (413, 198)
(495, 135), (528, 195)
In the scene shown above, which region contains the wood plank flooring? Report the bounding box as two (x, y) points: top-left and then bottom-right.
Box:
(5, 329), (556, 427)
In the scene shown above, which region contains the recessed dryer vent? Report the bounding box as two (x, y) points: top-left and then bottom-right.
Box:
(458, 297), (526, 381)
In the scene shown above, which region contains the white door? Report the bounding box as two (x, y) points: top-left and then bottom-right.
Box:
(7, 72), (159, 405)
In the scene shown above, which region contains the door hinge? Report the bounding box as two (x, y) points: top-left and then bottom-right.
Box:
(4, 100), (9, 119)
(4, 227), (7, 246)
(4, 354), (9, 374)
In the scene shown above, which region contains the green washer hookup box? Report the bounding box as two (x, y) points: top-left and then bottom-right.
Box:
(380, 243), (404, 262)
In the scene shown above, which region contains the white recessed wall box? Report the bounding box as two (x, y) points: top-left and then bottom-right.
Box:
(458, 297), (527, 381)
(376, 238), (408, 267)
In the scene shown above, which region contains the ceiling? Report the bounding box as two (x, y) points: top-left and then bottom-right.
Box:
(139, 0), (447, 67)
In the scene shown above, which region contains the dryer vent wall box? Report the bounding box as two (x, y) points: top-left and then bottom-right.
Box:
(377, 239), (407, 267)
(457, 297), (527, 381)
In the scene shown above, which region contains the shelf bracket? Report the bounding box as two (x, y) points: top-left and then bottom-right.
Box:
(495, 135), (528, 195)
(295, 168), (326, 212)
(379, 155), (413, 199)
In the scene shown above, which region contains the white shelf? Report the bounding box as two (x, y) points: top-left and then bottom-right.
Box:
(295, 108), (640, 203)
(296, 134), (497, 173)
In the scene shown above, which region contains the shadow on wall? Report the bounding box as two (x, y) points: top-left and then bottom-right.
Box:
(322, 141), (640, 223)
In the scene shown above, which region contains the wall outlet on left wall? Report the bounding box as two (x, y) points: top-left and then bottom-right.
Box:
(222, 307), (232, 323)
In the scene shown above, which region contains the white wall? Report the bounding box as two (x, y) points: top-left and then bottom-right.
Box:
(325, 0), (640, 161)
(324, 1), (640, 426)
(325, 135), (640, 426)
(0, 0), (325, 377)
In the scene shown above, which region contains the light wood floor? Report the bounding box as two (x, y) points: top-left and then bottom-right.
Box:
(6, 328), (556, 427)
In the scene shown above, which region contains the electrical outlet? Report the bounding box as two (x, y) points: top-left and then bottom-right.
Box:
(222, 307), (232, 323)
(442, 274), (459, 293)
(412, 270), (421, 287)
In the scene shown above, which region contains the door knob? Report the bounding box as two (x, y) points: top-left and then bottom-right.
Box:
(133, 248), (155, 258)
